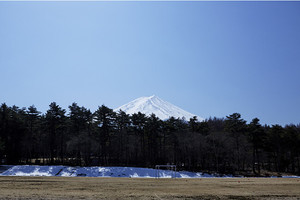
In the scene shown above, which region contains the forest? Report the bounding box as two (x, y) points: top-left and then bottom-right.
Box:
(0, 102), (299, 176)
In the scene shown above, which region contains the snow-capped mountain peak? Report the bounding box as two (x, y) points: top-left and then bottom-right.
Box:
(114, 95), (203, 121)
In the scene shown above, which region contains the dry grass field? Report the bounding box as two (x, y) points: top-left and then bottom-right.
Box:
(0, 176), (299, 199)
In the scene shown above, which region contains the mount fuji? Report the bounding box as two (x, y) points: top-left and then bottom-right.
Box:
(114, 95), (204, 121)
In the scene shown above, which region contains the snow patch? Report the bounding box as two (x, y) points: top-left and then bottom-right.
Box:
(1, 166), (63, 176)
(0, 165), (216, 178)
(2, 165), (298, 178)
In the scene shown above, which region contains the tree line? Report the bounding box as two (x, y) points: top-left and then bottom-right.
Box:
(0, 102), (299, 176)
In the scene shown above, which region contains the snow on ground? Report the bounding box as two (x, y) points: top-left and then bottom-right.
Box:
(0, 165), (230, 178)
(1, 166), (64, 176)
(1, 165), (298, 178)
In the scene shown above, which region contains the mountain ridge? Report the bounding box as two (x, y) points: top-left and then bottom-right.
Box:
(114, 95), (203, 121)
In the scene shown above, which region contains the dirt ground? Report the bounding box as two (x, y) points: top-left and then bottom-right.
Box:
(0, 176), (299, 199)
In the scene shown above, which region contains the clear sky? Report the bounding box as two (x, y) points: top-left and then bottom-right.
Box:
(0, 1), (300, 125)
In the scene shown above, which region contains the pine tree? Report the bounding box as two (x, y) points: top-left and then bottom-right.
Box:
(115, 110), (131, 165)
(131, 112), (147, 164)
(225, 113), (247, 172)
(248, 118), (264, 175)
(68, 103), (94, 166)
(145, 113), (162, 165)
(23, 105), (41, 164)
(94, 105), (116, 165)
(45, 102), (66, 164)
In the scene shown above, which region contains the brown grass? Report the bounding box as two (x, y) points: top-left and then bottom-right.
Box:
(0, 176), (299, 199)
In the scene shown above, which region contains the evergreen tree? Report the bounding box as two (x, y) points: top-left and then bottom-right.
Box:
(131, 112), (147, 164)
(115, 110), (131, 165)
(145, 113), (162, 165)
(45, 102), (66, 164)
(67, 103), (94, 166)
(0, 101), (299, 175)
(225, 113), (247, 172)
(23, 105), (41, 164)
(283, 125), (299, 173)
(188, 116), (198, 132)
(265, 125), (285, 172)
(248, 118), (265, 175)
(94, 105), (116, 165)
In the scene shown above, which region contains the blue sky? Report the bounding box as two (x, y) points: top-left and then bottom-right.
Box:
(0, 2), (300, 125)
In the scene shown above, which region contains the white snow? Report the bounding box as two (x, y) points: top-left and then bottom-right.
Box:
(0, 165), (299, 178)
(0, 165), (225, 178)
(281, 175), (300, 178)
(114, 95), (204, 121)
(1, 166), (63, 176)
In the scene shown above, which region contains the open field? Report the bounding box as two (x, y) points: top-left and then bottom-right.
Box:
(0, 176), (299, 199)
